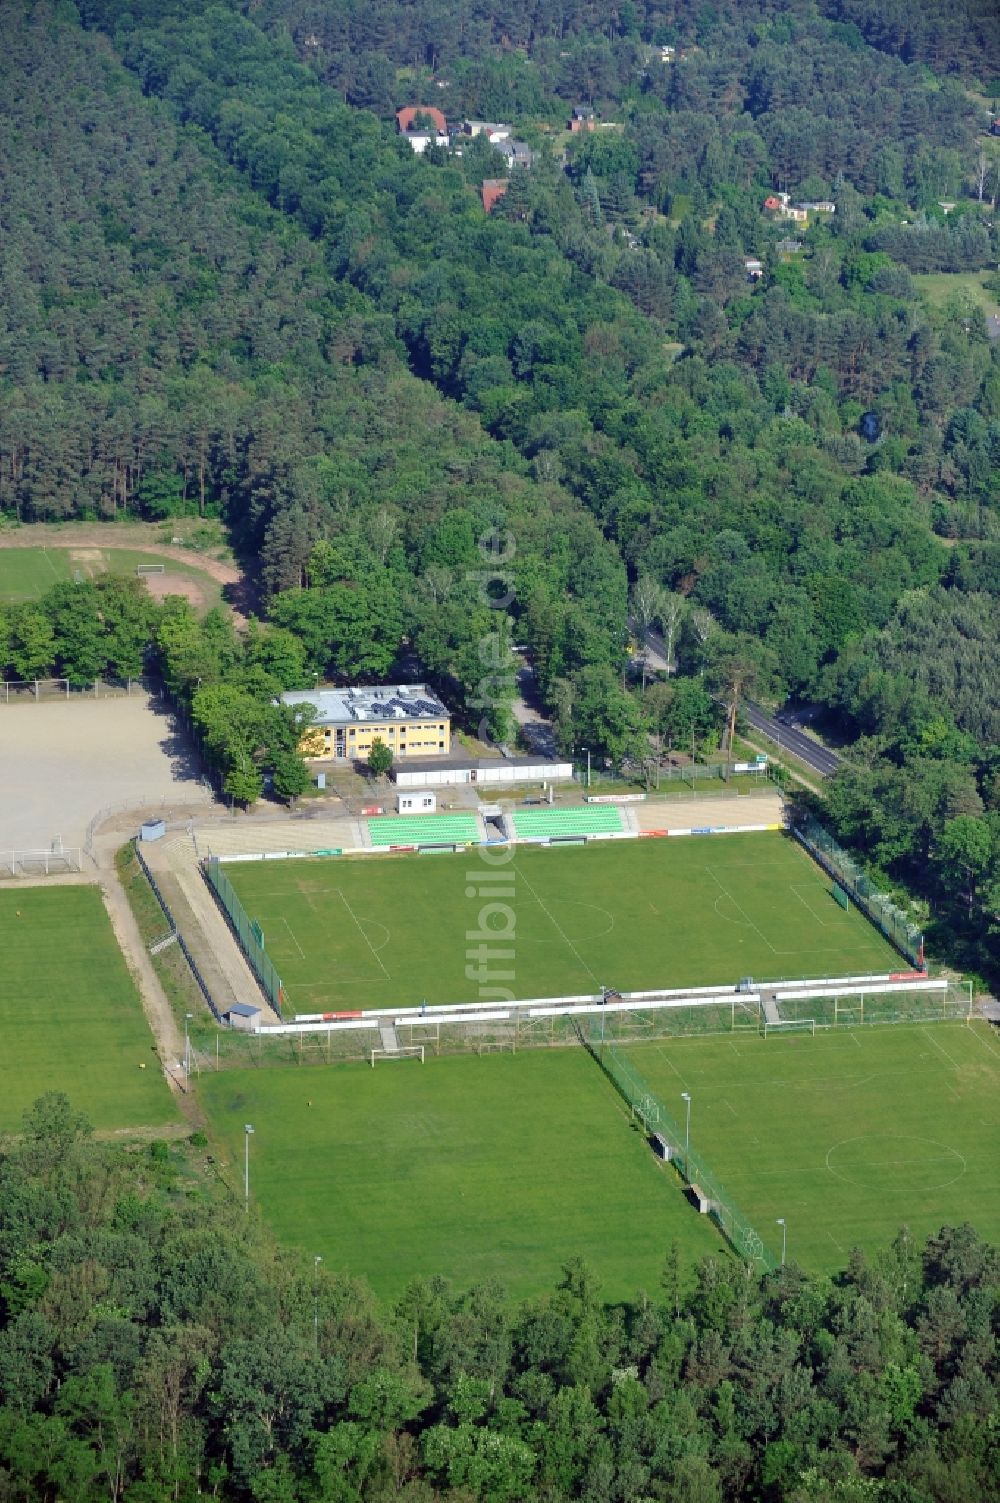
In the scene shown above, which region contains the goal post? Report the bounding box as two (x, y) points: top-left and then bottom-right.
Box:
(370, 1045), (425, 1067)
(763, 1018), (816, 1039)
(136, 563), (166, 576)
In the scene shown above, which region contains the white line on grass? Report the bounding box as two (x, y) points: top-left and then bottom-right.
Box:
(514, 862), (599, 985)
(704, 867), (778, 954)
(652, 1045), (685, 1083)
(965, 1023), (1000, 1064)
(336, 888), (391, 978)
(280, 915), (306, 959)
(789, 884), (830, 926)
(920, 1027), (963, 1073)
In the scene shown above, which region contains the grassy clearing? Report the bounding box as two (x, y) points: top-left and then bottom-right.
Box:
(225, 833), (900, 1015)
(0, 546), (221, 604)
(622, 1023), (1000, 1273)
(913, 270), (1000, 319)
(199, 1049), (723, 1302)
(0, 885), (177, 1133)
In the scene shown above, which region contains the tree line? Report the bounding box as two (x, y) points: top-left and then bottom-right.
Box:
(2, 1091), (999, 1501)
(5, 0), (999, 973)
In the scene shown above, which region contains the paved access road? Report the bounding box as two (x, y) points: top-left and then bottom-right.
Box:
(742, 700), (841, 777)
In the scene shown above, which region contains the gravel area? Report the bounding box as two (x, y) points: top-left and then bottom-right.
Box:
(0, 693), (211, 852)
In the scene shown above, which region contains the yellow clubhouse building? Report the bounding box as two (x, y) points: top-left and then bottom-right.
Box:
(281, 685), (451, 761)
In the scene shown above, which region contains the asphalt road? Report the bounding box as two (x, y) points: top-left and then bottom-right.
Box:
(742, 700), (841, 777)
(631, 623), (842, 777)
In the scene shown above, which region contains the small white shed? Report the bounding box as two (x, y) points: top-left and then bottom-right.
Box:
(224, 1003), (262, 1033)
(396, 790), (437, 814)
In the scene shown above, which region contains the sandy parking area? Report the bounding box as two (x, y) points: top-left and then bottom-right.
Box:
(0, 694), (212, 852)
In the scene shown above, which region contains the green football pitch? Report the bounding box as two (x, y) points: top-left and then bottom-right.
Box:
(0, 546), (218, 603)
(199, 1049), (724, 1302)
(225, 833), (901, 1014)
(199, 1022), (1000, 1300)
(0, 886), (177, 1132)
(621, 1023), (1000, 1272)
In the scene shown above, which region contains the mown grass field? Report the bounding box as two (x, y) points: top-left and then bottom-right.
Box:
(199, 1021), (999, 1299)
(623, 1023), (1000, 1273)
(225, 833), (900, 1014)
(0, 546), (220, 604)
(0, 886), (177, 1132)
(199, 1049), (723, 1302)
(913, 270), (1000, 320)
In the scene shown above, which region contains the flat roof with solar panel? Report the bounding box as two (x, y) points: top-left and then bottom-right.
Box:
(280, 684), (449, 727)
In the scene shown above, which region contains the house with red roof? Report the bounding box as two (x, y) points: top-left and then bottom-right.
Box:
(481, 179), (509, 213)
(396, 107), (449, 152)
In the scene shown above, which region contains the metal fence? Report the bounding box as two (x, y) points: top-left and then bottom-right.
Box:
(581, 1019), (777, 1271)
(0, 675), (155, 703)
(203, 857), (284, 1016)
(0, 845), (83, 877)
(133, 841), (223, 1022)
(777, 981), (971, 1029)
(791, 814), (924, 968)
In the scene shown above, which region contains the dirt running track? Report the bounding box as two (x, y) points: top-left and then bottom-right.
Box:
(0, 522), (251, 622)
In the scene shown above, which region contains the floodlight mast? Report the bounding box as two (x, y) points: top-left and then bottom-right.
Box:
(681, 1092), (691, 1155)
(244, 1124), (254, 1210)
(776, 1217), (786, 1266)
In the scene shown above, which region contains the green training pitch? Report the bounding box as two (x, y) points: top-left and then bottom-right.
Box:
(225, 833), (900, 1014)
(0, 546), (218, 604)
(0, 886), (177, 1133)
(199, 1049), (724, 1302)
(621, 1023), (1000, 1273)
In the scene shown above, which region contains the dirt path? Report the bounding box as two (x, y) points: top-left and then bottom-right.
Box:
(94, 839), (207, 1128)
(0, 521), (254, 622)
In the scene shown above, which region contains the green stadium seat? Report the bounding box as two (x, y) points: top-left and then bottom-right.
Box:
(511, 807), (623, 840)
(368, 814), (481, 846)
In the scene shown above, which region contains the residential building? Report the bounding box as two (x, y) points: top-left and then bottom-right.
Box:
(396, 106), (449, 153)
(282, 685), (451, 761)
(569, 107), (596, 133)
(744, 257), (764, 280)
(481, 178), (509, 213)
(462, 120), (512, 141)
(496, 138), (535, 168)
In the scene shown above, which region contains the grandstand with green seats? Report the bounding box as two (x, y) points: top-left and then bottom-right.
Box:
(512, 805), (624, 840)
(367, 812), (481, 846)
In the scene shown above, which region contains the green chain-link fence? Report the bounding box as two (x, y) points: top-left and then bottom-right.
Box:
(581, 1019), (777, 1271)
(203, 858), (284, 1015)
(791, 813), (924, 969)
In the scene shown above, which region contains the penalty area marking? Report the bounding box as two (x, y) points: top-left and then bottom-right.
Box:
(280, 916), (306, 960)
(789, 884), (830, 926)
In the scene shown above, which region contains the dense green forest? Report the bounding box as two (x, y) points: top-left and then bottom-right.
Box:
(2, 1093), (1000, 1502)
(1, 0), (998, 977)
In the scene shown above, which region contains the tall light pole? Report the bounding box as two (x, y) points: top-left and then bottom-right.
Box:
(776, 1217), (786, 1267)
(244, 1123), (254, 1211)
(681, 1092), (691, 1156)
(582, 747), (591, 788)
(184, 1012), (193, 1083)
(314, 1255), (322, 1352)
